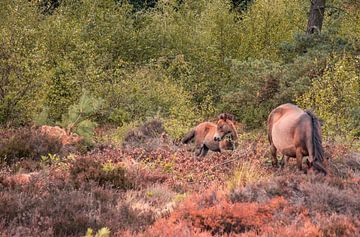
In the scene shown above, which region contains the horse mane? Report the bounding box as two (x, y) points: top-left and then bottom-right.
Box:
(305, 110), (326, 175)
(218, 113), (235, 122)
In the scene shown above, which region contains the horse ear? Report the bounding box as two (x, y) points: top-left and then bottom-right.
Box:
(224, 113), (235, 122)
(229, 114), (235, 121)
(218, 113), (226, 120)
(218, 113), (236, 121)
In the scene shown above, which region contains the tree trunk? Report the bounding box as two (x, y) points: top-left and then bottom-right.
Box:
(307, 0), (326, 34)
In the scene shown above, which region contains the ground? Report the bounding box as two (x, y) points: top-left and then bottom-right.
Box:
(0, 126), (359, 237)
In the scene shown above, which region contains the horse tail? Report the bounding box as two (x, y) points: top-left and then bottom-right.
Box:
(181, 129), (195, 144)
(305, 110), (327, 175)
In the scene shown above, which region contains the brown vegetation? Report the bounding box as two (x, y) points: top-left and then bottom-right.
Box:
(0, 126), (359, 236)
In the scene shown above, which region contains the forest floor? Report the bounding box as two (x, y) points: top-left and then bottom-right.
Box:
(0, 124), (359, 237)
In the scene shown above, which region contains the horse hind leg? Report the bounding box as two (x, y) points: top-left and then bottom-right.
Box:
(296, 148), (305, 173)
(270, 144), (278, 167)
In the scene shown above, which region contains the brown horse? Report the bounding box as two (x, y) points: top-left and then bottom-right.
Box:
(182, 113), (238, 157)
(267, 103), (327, 174)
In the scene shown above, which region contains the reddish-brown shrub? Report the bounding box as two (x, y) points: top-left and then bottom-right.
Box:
(69, 148), (168, 190)
(0, 174), (161, 237)
(0, 127), (63, 164)
(1, 131), (359, 236)
(124, 219), (212, 237)
(318, 214), (358, 237)
(69, 156), (132, 189)
(133, 189), (292, 237)
(122, 119), (169, 150)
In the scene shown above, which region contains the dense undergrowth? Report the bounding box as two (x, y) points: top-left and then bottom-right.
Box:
(1, 0), (360, 236)
(1, 0), (359, 139)
(0, 123), (359, 236)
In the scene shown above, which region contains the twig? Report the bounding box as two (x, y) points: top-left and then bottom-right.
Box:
(210, 131), (267, 170)
(210, 151), (247, 170)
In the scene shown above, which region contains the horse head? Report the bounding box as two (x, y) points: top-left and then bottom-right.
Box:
(214, 113), (237, 142)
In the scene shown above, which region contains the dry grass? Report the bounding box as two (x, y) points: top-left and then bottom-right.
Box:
(227, 161), (271, 190)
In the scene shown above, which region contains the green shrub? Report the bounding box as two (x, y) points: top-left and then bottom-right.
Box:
(60, 90), (103, 144)
(0, 0), (47, 125)
(220, 52), (327, 129)
(106, 67), (198, 139)
(297, 55), (360, 139)
(1, 0), (360, 132)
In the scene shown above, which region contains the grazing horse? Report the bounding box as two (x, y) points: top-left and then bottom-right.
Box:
(267, 103), (327, 174)
(182, 113), (238, 157)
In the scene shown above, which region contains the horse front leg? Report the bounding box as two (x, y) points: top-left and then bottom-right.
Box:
(280, 155), (288, 168)
(199, 145), (209, 157)
(194, 144), (203, 157)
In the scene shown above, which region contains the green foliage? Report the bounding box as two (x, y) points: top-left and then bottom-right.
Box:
(106, 66), (198, 139)
(1, 0), (359, 140)
(40, 153), (62, 165)
(0, 0), (47, 125)
(235, 0), (307, 60)
(33, 107), (51, 126)
(221, 50), (327, 128)
(297, 55), (360, 139)
(83, 227), (110, 237)
(60, 90), (103, 143)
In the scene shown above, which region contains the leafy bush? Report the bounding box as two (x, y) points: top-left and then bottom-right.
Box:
(59, 90), (103, 144)
(1, 0), (359, 139)
(221, 52), (327, 128)
(0, 0), (47, 125)
(297, 55), (360, 139)
(104, 67), (198, 139)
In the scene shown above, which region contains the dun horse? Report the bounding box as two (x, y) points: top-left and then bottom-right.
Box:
(267, 103), (327, 174)
(182, 113), (238, 157)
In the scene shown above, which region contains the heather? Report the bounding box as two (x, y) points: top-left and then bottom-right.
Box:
(1, 126), (359, 236)
(1, 0), (360, 236)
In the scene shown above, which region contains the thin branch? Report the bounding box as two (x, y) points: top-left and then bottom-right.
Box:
(210, 131), (266, 170)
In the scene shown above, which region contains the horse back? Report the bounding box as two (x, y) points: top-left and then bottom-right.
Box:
(194, 122), (216, 140)
(269, 104), (308, 155)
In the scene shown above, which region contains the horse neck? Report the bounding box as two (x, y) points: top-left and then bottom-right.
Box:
(229, 122), (238, 140)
